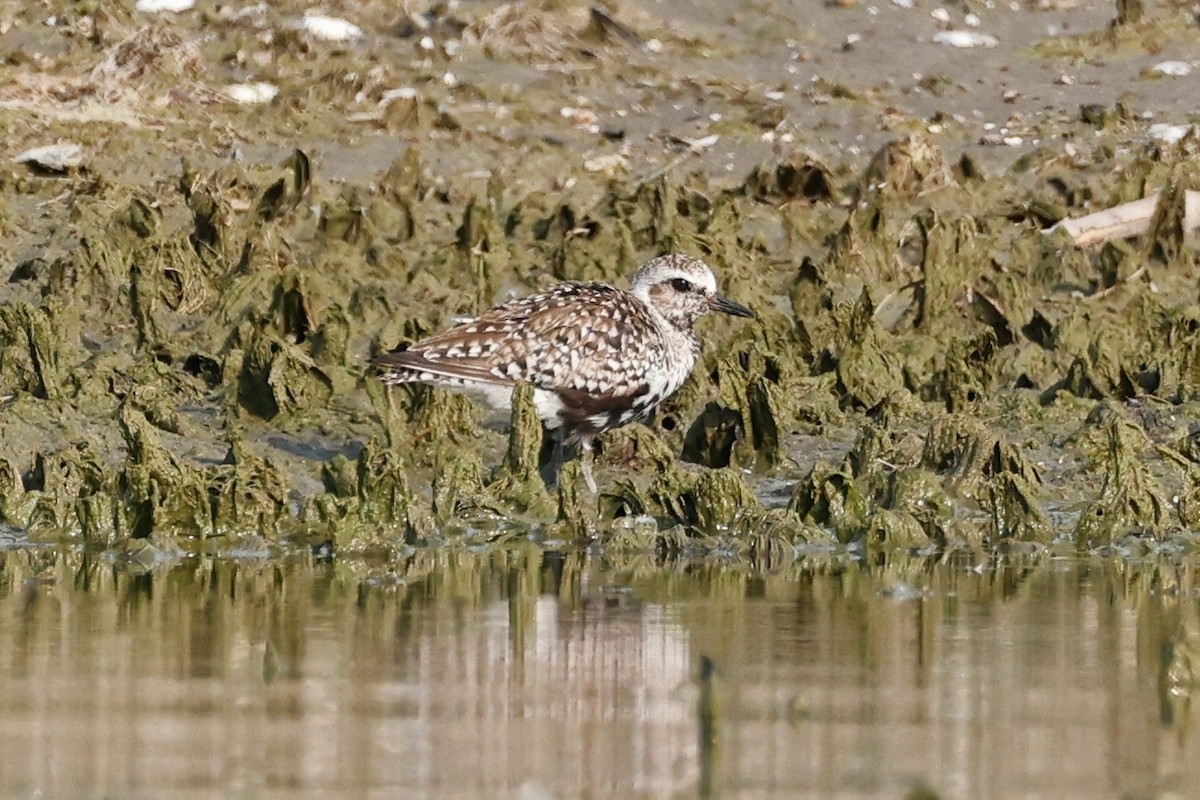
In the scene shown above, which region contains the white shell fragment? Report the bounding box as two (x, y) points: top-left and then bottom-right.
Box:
(300, 14), (363, 41)
(224, 82), (279, 104)
(14, 143), (83, 171)
(683, 134), (720, 152)
(1148, 123), (1194, 144)
(135, 0), (194, 11)
(933, 30), (999, 48)
(381, 87), (419, 104)
(1151, 61), (1192, 78)
(584, 153), (628, 175)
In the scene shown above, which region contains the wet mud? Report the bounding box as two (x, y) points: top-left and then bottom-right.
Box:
(2, 0), (1200, 558)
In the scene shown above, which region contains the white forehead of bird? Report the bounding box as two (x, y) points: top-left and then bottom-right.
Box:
(628, 254), (717, 301)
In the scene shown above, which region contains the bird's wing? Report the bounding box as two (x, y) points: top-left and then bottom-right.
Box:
(373, 282), (658, 400)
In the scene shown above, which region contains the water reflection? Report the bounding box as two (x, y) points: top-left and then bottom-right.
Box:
(0, 546), (1196, 799)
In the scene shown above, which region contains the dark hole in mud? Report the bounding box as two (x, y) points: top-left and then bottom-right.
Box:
(763, 358), (781, 384)
(972, 294), (1015, 347)
(1046, 176), (1078, 204)
(161, 269), (187, 309)
(682, 403), (740, 469)
(533, 207), (571, 240)
(257, 178), (288, 221)
(8, 258), (42, 284)
(812, 351), (837, 375)
(1022, 311), (1054, 348)
(1079, 103), (1109, 127)
(675, 193), (711, 217)
(23, 463), (42, 492)
(183, 354), (222, 388)
(660, 416), (677, 432)
(1136, 370), (1160, 395)
(280, 287), (310, 343)
(866, 206), (884, 233)
(18, 163), (79, 178)
(956, 152), (984, 182)
(777, 163), (833, 202)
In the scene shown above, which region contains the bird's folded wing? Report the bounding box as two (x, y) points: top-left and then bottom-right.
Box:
(374, 281), (658, 397)
(372, 349), (513, 385)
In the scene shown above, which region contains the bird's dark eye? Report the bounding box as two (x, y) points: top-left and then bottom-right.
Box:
(669, 278), (693, 292)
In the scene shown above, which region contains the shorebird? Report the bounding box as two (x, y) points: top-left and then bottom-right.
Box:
(373, 254), (754, 491)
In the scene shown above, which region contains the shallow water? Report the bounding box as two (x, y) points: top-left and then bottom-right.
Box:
(0, 545), (1197, 799)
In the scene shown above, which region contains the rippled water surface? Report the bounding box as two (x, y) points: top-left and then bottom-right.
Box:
(0, 546), (1196, 799)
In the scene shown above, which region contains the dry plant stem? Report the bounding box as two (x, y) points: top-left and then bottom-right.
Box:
(1049, 190), (1200, 247)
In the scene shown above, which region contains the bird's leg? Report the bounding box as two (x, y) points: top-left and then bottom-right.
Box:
(579, 436), (598, 494)
(552, 428), (565, 473)
(540, 426), (566, 489)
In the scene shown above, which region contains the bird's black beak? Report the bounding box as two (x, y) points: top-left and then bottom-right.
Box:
(710, 294), (756, 319)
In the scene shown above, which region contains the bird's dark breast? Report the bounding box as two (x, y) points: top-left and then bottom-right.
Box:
(554, 384), (654, 437)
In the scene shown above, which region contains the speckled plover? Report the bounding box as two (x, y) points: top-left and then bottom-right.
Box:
(374, 254), (755, 491)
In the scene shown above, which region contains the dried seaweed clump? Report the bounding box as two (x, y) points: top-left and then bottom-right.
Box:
(466, 1), (581, 60)
(0, 303), (62, 400)
(788, 411), (1048, 547)
(1074, 410), (1169, 548)
(315, 440), (427, 551)
(486, 382), (552, 512)
(857, 133), (951, 202)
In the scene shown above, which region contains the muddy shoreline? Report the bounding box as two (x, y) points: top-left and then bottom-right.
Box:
(1, 0), (1200, 557)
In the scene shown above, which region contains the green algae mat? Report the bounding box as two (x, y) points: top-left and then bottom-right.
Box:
(2, 1), (1200, 559)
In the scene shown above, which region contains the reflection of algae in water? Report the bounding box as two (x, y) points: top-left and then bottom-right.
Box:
(698, 655), (720, 799)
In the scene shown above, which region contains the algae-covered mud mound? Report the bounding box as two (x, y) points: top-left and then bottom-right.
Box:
(1, 0), (1200, 555)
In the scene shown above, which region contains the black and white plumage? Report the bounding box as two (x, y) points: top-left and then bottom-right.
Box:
(373, 253), (754, 491)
